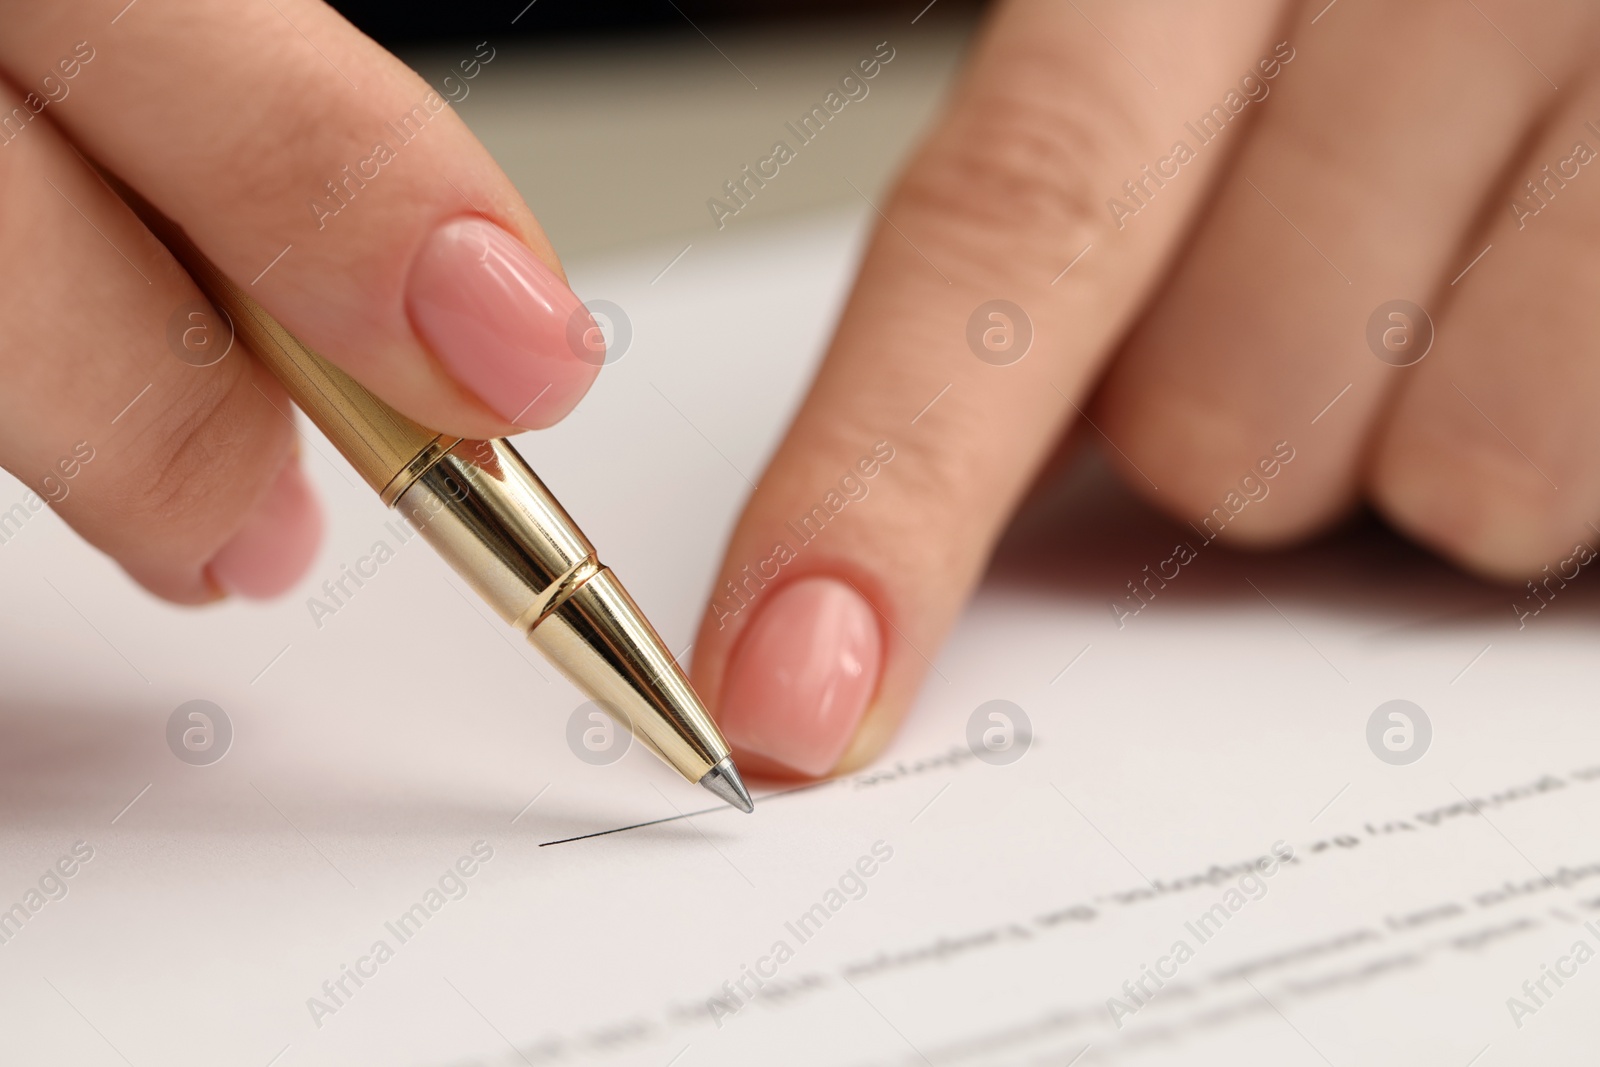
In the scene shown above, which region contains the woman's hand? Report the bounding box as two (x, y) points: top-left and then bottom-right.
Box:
(0, 0), (597, 600)
(692, 0), (1600, 776)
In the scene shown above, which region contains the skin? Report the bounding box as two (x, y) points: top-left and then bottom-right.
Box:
(2, 1), (1596, 776)
(689, 0), (1600, 776)
(0, 0), (565, 601)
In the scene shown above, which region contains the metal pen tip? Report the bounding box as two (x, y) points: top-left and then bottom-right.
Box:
(699, 756), (754, 814)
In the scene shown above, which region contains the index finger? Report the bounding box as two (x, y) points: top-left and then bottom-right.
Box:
(0, 0), (598, 437)
(689, 0), (1290, 776)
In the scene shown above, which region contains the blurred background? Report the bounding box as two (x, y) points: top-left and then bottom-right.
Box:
(329, 1), (984, 257)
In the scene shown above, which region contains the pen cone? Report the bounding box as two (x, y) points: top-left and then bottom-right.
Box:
(700, 757), (755, 813)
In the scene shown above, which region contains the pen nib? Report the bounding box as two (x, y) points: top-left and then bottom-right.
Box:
(699, 757), (754, 814)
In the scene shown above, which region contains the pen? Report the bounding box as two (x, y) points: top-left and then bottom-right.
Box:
(113, 178), (754, 815)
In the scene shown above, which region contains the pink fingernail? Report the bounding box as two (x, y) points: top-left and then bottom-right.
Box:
(206, 459), (323, 599)
(716, 577), (882, 777)
(406, 216), (601, 429)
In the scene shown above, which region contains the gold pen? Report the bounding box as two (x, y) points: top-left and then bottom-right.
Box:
(115, 179), (753, 814)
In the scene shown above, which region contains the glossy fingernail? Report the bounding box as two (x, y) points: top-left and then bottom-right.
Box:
(717, 577), (882, 777)
(406, 216), (600, 429)
(206, 458), (323, 599)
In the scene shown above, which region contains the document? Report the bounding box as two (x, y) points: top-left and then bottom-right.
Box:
(1, 212), (1596, 1066)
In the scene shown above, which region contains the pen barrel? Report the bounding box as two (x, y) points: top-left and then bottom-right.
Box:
(398, 441), (729, 780)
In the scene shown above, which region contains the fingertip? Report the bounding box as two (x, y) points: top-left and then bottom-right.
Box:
(714, 576), (883, 779)
(205, 457), (323, 600)
(406, 215), (601, 430)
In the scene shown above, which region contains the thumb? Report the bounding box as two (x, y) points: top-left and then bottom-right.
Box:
(689, 0), (1287, 776)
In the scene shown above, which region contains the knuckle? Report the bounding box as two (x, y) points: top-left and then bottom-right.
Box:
(896, 61), (1142, 248)
(1369, 421), (1565, 580)
(1101, 393), (1336, 546)
(116, 365), (287, 554)
(886, 425), (989, 511)
(795, 403), (1013, 572)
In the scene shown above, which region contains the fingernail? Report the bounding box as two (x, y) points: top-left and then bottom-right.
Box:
(716, 577), (882, 777)
(206, 458), (323, 599)
(406, 216), (600, 429)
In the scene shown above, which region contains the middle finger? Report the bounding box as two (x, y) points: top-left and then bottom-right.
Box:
(1092, 0), (1591, 543)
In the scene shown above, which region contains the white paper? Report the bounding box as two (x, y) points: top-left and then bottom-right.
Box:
(2, 211), (1598, 1065)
